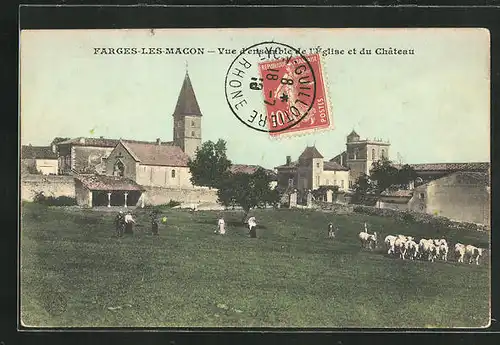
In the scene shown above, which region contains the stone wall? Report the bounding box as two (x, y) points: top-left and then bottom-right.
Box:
(20, 174), (76, 201)
(141, 186), (219, 205)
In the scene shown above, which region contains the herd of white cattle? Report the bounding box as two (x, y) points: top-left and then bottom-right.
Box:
(357, 223), (485, 265)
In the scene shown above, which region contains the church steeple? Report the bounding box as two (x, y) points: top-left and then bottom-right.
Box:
(173, 67), (203, 159)
(173, 66), (203, 117)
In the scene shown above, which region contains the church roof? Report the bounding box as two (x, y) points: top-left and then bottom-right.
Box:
(173, 72), (203, 117)
(298, 146), (324, 160)
(119, 141), (189, 167)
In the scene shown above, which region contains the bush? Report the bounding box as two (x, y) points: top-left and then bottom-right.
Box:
(32, 192), (77, 206)
(166, 199), (182, 208)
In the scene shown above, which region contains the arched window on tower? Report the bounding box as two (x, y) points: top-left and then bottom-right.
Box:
(171, 169), (176, 178)
(372, 149), (376, 160)
(381, 149), (386, 159)
(354, 149), (358, 160)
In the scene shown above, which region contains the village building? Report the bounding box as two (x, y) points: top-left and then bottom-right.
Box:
(275, 146), (350, 192)
(330, 130), (391, 188)
(407, 171), (490, 225)
(21, 145), (59, 175)
(105, 139), (193, 188)
(74, 174), (145, 208)
(377, 171), (490, 225)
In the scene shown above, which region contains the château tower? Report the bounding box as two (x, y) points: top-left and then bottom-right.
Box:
(345, 130), (391, 185)
(173, 69), (203, 159)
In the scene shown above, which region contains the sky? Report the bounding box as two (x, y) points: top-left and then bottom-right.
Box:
(20, 28), (490, 169)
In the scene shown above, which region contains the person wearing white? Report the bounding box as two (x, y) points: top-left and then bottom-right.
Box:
(217, 218), (226, 235)
(124, 213), (135, 224)
(124, 212), (136, 234)
(247, 216), (257, 238)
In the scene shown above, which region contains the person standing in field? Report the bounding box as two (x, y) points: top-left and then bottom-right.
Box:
(124, 211), (136, 234)
(247, 216), (257, 238)
(217, 216), (226, 235)
(150, 210), (159, 236)
(114, 211), (125, 237)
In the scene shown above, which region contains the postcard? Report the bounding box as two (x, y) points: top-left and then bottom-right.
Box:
(20, 28), (490, 328)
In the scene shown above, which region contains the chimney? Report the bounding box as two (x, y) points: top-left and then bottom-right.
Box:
(156, 138), (161, 146)
(286, 156), (291, 165)
(340, 153), (343, 166)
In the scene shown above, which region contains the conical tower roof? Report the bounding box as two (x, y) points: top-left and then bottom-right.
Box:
(347, 129), (359, 138)
(173, 71), (202, 117)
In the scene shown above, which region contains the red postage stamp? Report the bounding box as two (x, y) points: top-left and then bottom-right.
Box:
(258, 53), (333, 138)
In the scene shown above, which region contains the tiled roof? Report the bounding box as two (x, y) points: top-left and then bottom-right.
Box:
(120, 141), (189, 167)
(394, 162), (490, 172)
(57, 137), (174, 148)
(230, 164), (278, 179)
(76, 175), (144, 191)
(323, 161), (349, 171)
(21, 145), (58, 159)
(329, 152), (346, 162)
(380, 189), (414, 197)
(453, 171), (490, 186)
(275, 160), (298, 169)
(173, 72), (203, 117)
(299, 146), (324, 160)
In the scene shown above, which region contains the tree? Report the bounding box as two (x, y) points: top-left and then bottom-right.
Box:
(51, 137), (70, 145)
(397, 164), (418, 188)
(350, 173), (376, 205)
(187, 139), (232, 189)
(217, 167), (277, 222)
(369, 157), (399, 194)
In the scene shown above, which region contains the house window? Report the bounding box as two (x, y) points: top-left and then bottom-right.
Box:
(191, 131), (195, 137)
(381, 149), (386, 159)
(349, 180), (353, 188)
(333, 179), (337, 185)
(316, 176), (320, 186)
(419, 192), (425, 199)
(191, 120), (195, 126)
(316, 162), (320, 168)
(171, 169), (176, 178)
(372, 149), (376, 160)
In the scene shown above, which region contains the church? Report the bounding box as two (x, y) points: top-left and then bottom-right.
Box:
(51, 70), (211, 207)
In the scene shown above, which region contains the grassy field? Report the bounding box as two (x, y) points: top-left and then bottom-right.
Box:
(20, 203), (490, 328)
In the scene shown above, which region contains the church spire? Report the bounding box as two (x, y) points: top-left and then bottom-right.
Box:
(173, 66), (202, 117)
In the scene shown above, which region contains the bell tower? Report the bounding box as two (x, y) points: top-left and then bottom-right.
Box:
(173, 65), (203, 159)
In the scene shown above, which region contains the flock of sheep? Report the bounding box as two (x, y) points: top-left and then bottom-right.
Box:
(356, 223), (485, 265)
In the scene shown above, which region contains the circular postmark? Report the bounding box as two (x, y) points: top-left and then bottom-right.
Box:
(224, 41), (317, 133)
